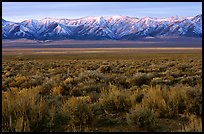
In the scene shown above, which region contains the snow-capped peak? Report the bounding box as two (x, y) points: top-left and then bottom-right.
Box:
(2, 14), (202, 40)
(41, 18), (56, 21)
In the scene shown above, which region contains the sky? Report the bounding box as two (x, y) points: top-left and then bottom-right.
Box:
(2, 2), (202, 22)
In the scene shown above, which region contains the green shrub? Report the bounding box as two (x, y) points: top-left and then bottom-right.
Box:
(111, 75), (130, 89)
(151, 77), (164, 85)
(126, 105), (157, 128)
(185, 87), (202, 116)
(127, 73), (151, 87)
(181, 77), (197, 87)
(134, 93), (144, 104)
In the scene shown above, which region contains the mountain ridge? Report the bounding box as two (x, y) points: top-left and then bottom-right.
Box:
(2, 14), (202, 40)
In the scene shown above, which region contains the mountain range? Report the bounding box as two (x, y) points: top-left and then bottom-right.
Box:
(2, 14), (202, 40)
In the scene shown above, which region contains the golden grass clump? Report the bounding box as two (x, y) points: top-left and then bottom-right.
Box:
(61, 96), (94, 130)
(14, 75), (27, 85)
(99, 85), (132, 113)
(141, 85), (171, 118)
(2, 87), (53, 132)
(141, 85), (202, 118)
(181, 114), (202, 132)
(50, 86), (64, 96)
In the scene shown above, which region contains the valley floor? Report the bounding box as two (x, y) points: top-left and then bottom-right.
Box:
(2, 50), (202, 132)
(2, 47), (202, 55)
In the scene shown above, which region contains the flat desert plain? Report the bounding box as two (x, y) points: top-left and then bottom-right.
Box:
(2, 37), (202, 55)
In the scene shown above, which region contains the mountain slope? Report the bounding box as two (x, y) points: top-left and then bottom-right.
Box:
(2, 15), (202, 40)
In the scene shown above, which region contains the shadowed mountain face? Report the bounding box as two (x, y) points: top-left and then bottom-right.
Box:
(2, 14), (202, 40)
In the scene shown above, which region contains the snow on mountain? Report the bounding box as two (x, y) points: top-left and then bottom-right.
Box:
(2, 14), (202, 40)
(2, 19), (15, 27)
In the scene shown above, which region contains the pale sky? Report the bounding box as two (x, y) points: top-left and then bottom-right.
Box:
(2, 2), (202, 22)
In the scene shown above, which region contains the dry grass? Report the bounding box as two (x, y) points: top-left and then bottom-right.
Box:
(99, 85), (132, 113)
(2, 87), (52, 132)
(61, 96), (94, 131)
(2, 52), (202, 132)
(181, 114), (202, 132)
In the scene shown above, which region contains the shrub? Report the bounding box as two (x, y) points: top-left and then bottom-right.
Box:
(14, 75), (27, 86)
(135, 93), (144, 104)
(97, 65), (112, 73)
(167, 85), (189, 116)
(181, 77), (197, 87)
(99, 85), (132, 113)
(151, 77), (164, 85)
(111, 75), (130, 89)
(159, 66), (167, 72)
(38, 82), (53, 95)
(126, 105), (157, 128)
(75, 71), (105, 86)
(21, 78), (42, 88)
(61, 96), (94, 129)
(9, 87), (19, 93)
(127, 73), (151, 87)
(87, 91), (100, 102)
(5, 71), (12, 77)
(63, 77), (75, 85)
(2, 52), (202, 132)
(185, 87), (202, 116)
(178, 64), (192, 71)
(50, 86), (64, 96)
(2, 87), (54, 132)
(166, 62), (176, 68)
(141, 85), (171, 118)
(181, 114), (202, 132)
(141, 85), (197, 118)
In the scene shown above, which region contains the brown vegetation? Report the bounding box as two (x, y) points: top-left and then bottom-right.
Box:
(2, 52), (202, 132)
